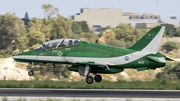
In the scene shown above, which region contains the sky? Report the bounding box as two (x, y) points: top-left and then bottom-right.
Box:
(0, 0), (179, 19)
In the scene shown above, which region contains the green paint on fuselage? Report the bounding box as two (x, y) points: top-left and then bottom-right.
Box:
(14, 40), (135, 58)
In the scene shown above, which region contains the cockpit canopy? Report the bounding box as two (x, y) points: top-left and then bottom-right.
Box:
(34, 39), (80, 50)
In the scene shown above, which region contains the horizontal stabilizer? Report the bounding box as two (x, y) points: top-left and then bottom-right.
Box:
(165, 56), (174, 61)
(157, 52), (174, 61)
(146, 56), (165, 63)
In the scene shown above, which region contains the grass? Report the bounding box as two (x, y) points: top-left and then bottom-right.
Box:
(0, 80), (180, 90)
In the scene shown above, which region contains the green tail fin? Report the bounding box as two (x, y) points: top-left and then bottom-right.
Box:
(128, 26), (165, 52)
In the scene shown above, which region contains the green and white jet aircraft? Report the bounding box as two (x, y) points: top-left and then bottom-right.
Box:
(13, 26), (172, 84)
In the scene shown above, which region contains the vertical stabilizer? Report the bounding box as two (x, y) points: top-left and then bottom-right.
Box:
(129, 26), (165, 53)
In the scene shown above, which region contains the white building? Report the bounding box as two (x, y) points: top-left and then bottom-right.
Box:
(70, 8), (129, 33)
(129, 19), (159, 27)
(161, 19), (180, 26)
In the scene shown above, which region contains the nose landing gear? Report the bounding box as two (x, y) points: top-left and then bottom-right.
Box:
(27, 62), (34, 76)
(85, 74), (102, 84)
(28, 70), (34, 76)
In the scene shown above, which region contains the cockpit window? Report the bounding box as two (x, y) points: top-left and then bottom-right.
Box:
(34, 45), (43, 50)
(44, 39), (63, 49)
(57, 39), (80, 47)
(34, 39), (80, 50)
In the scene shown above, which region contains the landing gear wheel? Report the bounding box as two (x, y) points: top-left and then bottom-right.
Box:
(94, 75), (102, 82)
(86, 76), (94, 84)
(28, 71), (34, 76)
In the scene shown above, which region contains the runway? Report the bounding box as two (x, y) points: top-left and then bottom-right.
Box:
(0, 89), (180, 98)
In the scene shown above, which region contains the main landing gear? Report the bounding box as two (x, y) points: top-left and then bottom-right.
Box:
(27, 62), (34, 76)
(86, 74), (102, 84)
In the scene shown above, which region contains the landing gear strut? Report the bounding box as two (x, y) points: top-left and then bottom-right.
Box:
(85, 74), (102, 84)
(27, 62), (34, 76)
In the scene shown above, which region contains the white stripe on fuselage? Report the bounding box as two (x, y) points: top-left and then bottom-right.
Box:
(13, 51), (151, 65)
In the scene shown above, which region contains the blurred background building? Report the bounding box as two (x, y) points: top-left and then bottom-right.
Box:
(69, 8), (129, 33)
(70, 8), (180, 33)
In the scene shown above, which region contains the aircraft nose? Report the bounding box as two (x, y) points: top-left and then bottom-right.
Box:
(12, 54), (19, 59)
(12, 53), (22, 59)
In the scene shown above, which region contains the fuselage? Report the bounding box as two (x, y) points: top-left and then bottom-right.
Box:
(13, 39), (165, 72)
(12, 26), (167, 84)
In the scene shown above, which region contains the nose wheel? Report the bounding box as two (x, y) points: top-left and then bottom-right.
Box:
(28, 70), (34, 76)
(85, 74), (102, 84)
(27, 62), (34, 76)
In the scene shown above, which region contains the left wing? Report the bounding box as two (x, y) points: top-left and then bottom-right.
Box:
(75, 61), (112, 71)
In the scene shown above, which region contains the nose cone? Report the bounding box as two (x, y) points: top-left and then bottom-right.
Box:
(12, 52), (23, 60)
(12, 50), (33, 60)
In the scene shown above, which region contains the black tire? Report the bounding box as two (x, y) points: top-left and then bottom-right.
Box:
(86, 76), (94, 84)
(28, 71), (34, 76)
(94, 75), (102, 82)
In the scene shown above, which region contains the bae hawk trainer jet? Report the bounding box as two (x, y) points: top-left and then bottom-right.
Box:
(13, 26), (172, 84)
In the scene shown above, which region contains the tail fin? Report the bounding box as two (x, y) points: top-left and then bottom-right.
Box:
(129, 26), (165, 53)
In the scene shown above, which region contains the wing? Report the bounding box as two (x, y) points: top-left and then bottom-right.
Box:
(75, 61), (112, 71)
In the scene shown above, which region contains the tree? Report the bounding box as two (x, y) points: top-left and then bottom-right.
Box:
(0, 13), (28, 52)
(28, 17), (43, 31)
(162, 41), (180, 52)
(50, 14), (72, 40)
(42, 4), (59, 18)
(156, 62), (180, 81)
(29, 43), (40, 50)
(99, 23), (145, 48)
(18, 36), (29, 51)
(81, 32), (98, 41)
(79, 21), (90, 33)
(41, 18), (53, 41)
(71, 21), (90, 35)
(27, 17), (46, 46)
(27, 30), (45, 47)
(174, 30), (180, 37)
(71, 21), (83, 34)
(161, 24), (176, 37)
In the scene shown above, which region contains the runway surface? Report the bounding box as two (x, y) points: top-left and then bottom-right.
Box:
(0, 89), (180, 98)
